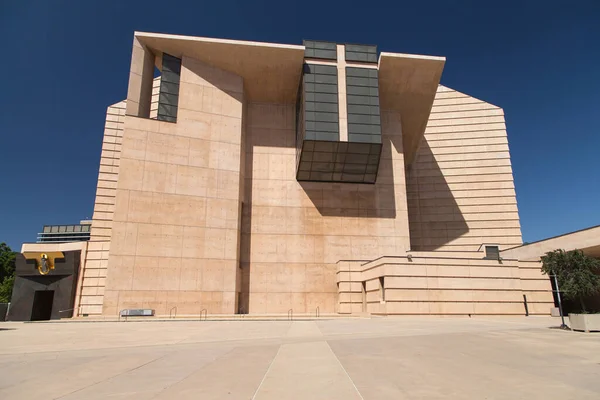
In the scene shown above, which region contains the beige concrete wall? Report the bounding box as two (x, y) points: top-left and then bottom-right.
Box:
(125, 37), (154, 118)
(81, 76), (159, 317)
(518, 260), (556, 314)
(80, 101), (126, 315)
(240, 106), (410, 314)
(102, 55), (245, 316)
(337, 253), (554, 315)
(406, 85), (522, 252)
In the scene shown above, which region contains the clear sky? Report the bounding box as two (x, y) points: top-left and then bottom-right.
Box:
(1, 0), (599, 250)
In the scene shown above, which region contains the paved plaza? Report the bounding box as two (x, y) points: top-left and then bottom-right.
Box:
(0, 316), (599, 399)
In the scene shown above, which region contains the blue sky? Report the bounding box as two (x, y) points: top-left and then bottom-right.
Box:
(1, 0), (599, 250)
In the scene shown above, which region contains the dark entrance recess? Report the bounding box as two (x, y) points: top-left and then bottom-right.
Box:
(31, 291), (54, 321)
(7, 251), (81, 321)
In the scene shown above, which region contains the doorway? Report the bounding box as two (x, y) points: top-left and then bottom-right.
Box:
(31, 290), (54, 321)
(361, 281), (367, 312)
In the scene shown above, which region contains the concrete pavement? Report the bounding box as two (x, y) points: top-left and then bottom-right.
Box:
(0, 317), (598, 399)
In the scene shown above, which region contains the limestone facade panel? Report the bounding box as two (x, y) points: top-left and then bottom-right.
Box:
(406, 85), (523, 252)
(102, 56), (244, 316)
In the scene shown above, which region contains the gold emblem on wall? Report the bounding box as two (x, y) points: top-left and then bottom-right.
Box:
(22, 252), (64, 275)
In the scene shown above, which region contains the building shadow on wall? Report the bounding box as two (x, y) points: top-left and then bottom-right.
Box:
(405, 141), (469, 251)
(238, 101), (300, 314)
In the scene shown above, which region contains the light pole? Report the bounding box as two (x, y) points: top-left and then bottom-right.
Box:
(552, 271), (569, 330)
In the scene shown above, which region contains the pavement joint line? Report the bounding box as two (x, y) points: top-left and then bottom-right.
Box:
(326, 341), (365, 400)
(148, 346), (237, 400)
(251, 345), (281, 400)
(54, 353), (169, 400)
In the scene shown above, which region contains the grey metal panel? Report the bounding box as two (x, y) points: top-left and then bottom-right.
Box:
(313, 141), (338, 152)
(306, 64), (337, 75)
(303, 41), (337, 60)
(340, 173), (361, 182)
(345, 44), (378, 64)
(305, 111), (339, 123)
(304, 40), (337, 50)
(348, 133), (382, 144)
(161, 70), (180, 84)
(300, 151), (314, 162)
(306, 121), (339, 132)
(309, 131), (339, 141)
(370, 143), (382, 154)
(305, 92), (338, 103)
(312, 161), (335, 171)
(343, 163), (366, 174)
(157, 114), (177, 123)
(348, 114), (381, 125)
(347, 104), (380, 115)
(310, 171), (333, 180)
(303, 141), (315, 151)
(346, 77), (378, 87)
(312, 49), (337, 59)
(160, 81), (179, 95)
(304, 131), (317, 140)
(346, 67), (378, 79)
(365, 164), (378, 174)
(346, 95), (379, 106)
(347, 142), (372, 154)
(346, 52), (378, 63)
(346, 67), (370, 78)
(346, 76), (378, 88)
(347, 85), (379, 96)
(346, 65), (381, 145)
(345, 44), (377, 53)
(297, 170), (311, 180)
(346, 52), (368, 62)
(158, 53), (181, 122)
(295, 139), (381, 184)
(305, 83), (338, 94)
(158, 103), (177, 116)
(345, 153), (369, 164)
(313, 152), (336, 162)
(158, 92), (179, 107)
(303, 73), (338, 85)
(162, 54), (182, 73)
(304, 49), (337, 60)
(297, 57), (346, 182)
(347, 123), (381, 135)
(299, 161), (312, 171)
(364, 174), (377, 183)
(368, 153), (380, 163)
(305, 102), (338, 113)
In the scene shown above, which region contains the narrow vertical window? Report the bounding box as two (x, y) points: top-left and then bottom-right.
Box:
(157, 53), (181, 122)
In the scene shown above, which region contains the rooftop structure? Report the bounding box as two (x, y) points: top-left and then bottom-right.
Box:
(36, 220), (92, 243)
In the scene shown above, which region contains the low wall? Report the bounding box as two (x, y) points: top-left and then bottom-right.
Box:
(337, 252), (553, 316)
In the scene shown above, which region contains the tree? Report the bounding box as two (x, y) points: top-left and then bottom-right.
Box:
(541, 249), (600, 312)
(0, 243), (16, 303)
(0, 276), (14, 303)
